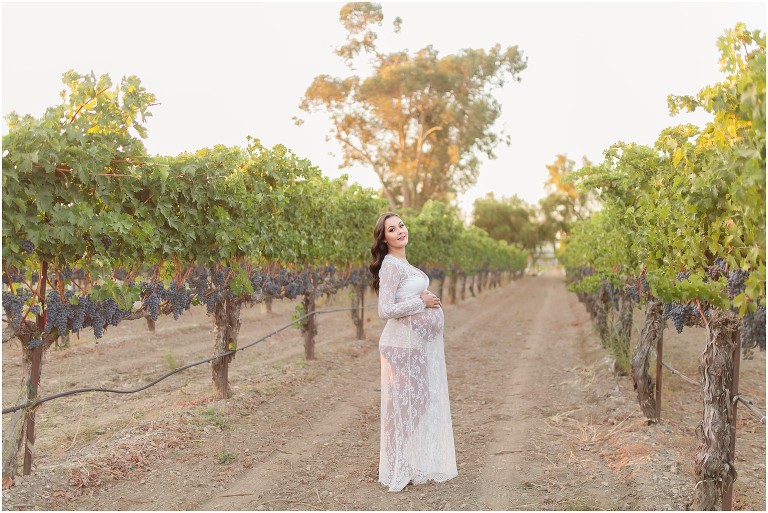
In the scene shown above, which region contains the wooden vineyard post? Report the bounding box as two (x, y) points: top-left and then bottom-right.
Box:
(722, 337), (741, 511)
(23, 260), (47, 475)
(655, 334), (663, 421)
(303, 291), (317, 360)
(350, 280), (366, 340)
(302, 273), (318, 360)
(357, 282), (365, 340)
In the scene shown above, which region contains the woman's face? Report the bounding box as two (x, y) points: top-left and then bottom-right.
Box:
(383, 216), (408, 250)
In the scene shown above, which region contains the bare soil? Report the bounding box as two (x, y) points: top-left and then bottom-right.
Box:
(2, 270), (765, 510)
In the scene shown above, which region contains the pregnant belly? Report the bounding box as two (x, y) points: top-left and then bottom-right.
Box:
(410, 307), (444, 341)
(380, 307), (444, 348)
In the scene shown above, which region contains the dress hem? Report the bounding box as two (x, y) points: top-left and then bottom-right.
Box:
(379, 471), (459, 492)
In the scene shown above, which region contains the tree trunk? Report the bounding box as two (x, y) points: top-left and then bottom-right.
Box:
(350, 280), (366, 340)
(448, 274), (457, 304)
(211, 297), (241, 400)
(632, 297), (662, 422)
(2, 407), (26, 487)
(302, 290), (318, 360)
(2, 320), (39, 484)
(146, 316), (156, 332)
(594, 288), (610, 344)
(460, 274), (467, 301)
(437, 275), (445, 301)
(469, 275), (476, 298)
(261, 296), (273, 313)
(692, 309), (740, 511)
(618, 290), (634, 341)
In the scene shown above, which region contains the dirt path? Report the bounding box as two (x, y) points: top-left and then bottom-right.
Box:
(2, 271), (765, 510)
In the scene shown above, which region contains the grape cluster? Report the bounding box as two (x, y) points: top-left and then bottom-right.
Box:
(727, 269), (750, 298)
(2, 288), (32, 328)
(168, 282), (192, 320)
(42, 290), (131, 338)
(20, 240), (35, 255)
(741, 304), (766, 350)
(675, 270), (691, 282)
(101, 236), (113, 249)
(139, 280), (193, 321)
(603, 281), (620, 311)
(624, 275), (650, 303)
(707, 258), (727, 281)
(662, 301), (709, 333)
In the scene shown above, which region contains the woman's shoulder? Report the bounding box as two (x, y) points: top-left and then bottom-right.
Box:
(382, 254), (406, 265)
(381, 254), (406, 272)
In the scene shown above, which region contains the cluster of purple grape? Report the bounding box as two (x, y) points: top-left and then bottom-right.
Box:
(727, 269), (750, 299)
(20, 240), (35, 255)
(741, 304), (766, 350)
(2, 288), (32, 328)
(168, 282), (192, 320)
(624, 275), (650, 303)
(139, 280), (193, 321)
(707, 258), (727, 281)
(604, 281), (621, 311)
(43, 291), (129, 339)
(662, 301), (709, 333)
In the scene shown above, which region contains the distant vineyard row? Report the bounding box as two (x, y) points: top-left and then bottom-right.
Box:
(560, 24), (765, 511)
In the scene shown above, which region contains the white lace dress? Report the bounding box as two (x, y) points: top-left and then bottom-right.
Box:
(377, 254), (458, 492)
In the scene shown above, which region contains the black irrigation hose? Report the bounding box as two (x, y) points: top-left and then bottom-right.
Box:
(2, 304), (378, 415)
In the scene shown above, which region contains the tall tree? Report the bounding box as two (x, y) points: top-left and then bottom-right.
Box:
(471, 193), (541, 255)
(539, 154), (595, 244)
(297, 2), (527, 211)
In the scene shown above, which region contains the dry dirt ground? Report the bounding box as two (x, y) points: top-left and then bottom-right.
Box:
(2, 270), (765, 511)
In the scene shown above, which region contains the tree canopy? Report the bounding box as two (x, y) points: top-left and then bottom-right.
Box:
(298, 2), (527, 211)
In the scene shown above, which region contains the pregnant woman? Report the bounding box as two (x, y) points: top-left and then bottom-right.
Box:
(369, 212), (458, 492)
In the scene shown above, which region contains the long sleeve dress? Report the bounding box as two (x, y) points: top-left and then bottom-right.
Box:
(377, 254), (458, 492)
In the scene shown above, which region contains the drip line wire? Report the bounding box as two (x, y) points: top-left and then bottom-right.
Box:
(2, 304), (377, 415)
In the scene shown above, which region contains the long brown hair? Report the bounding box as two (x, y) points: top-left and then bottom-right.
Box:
(369, 212), (400, 294)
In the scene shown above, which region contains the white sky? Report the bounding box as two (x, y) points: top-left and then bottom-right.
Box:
(2, 1), (766, 218)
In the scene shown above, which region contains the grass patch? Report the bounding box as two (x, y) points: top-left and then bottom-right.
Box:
(197, 406), (229, 429)
(604, 330), (632, 376)
(217, 450), (236, 465)
(565, 497), (600, 510)
(165, 352), (183, 370)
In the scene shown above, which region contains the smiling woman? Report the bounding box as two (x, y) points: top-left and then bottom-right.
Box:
(368, 212), (458, 492)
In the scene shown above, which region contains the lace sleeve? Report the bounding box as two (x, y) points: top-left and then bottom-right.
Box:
(378, 259), (426, 320)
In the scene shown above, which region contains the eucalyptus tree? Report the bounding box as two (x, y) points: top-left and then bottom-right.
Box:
(471, 193), (542, 257)
(298, 2), (527, 211)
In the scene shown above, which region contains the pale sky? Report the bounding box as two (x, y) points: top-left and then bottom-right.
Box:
(2, 1), (766, 218)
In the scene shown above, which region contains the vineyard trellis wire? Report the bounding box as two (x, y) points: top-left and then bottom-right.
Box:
(2, 303), (379, 415)
(647, 347), (766, 425)
(632, 324), (767, 425)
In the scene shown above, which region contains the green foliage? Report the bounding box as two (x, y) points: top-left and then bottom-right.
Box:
(472, 193), (543, 254)
(2, 68), (528, 343)
(216, 451), (236, 465)
(291, 302), (308, 329)
(2, 70), (157, 278)
(562, 24), (765, 315)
